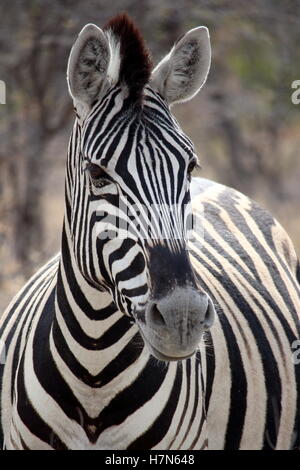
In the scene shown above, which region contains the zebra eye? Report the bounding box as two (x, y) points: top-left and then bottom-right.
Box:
(86, 162), (107, 180)
(187, 160), (196, 174)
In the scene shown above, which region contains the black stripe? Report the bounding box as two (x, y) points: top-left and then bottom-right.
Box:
(93, 358), (168, 439)
(179, 358), (200, 448)
(190, 359), (206, 449)
(16, 339), (67, 449)
(168, 359), (191, 449)
(121, 283), (148, 298)
(52, 314), (141, 387)
(108, 239), (135, 271)
(94, 333), (143, 387)
(203, 331), (215, 416)
(60, 229), (117, 320)
(220, 311), (247, 449)
(296, 262), (300, 286)
(55, 281), (131, 349)
(115, 252), (145, 284)
(128, 363), (182, 449)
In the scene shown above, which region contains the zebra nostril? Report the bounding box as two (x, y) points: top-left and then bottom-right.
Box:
(149, 303), (167, 327)
(203, 300), (215, 329)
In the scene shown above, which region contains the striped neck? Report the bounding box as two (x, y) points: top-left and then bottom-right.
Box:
(53, 215), (145, 385)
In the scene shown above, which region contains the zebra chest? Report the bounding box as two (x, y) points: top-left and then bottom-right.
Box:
(9, 354), (205, 450)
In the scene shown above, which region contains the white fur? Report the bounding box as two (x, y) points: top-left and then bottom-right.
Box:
(105, 30), (122, 85)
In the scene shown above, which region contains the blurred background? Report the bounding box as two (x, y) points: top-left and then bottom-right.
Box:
(0, 0), (300, 310)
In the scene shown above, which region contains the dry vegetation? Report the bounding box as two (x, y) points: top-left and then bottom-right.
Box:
(1, 0), (300, 310)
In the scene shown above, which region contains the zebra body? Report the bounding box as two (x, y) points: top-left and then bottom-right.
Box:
(1, 15), (300, 450)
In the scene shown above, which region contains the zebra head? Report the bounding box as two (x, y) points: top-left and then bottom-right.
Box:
(66, 14), (215, 361)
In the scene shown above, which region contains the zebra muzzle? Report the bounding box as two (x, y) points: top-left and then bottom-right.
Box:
(136, 287), (215, 361)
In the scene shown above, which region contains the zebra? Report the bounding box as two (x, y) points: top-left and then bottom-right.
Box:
(0, 13), (300, 450)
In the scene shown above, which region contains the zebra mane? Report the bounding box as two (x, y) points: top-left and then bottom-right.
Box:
(104, 13), (152, 103)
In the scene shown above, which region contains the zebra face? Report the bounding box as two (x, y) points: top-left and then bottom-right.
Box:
(67, 15), (215, 361)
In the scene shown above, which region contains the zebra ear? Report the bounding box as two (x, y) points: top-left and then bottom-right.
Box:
(67, 24), (110, 120)
(151, 27), (211, 105)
